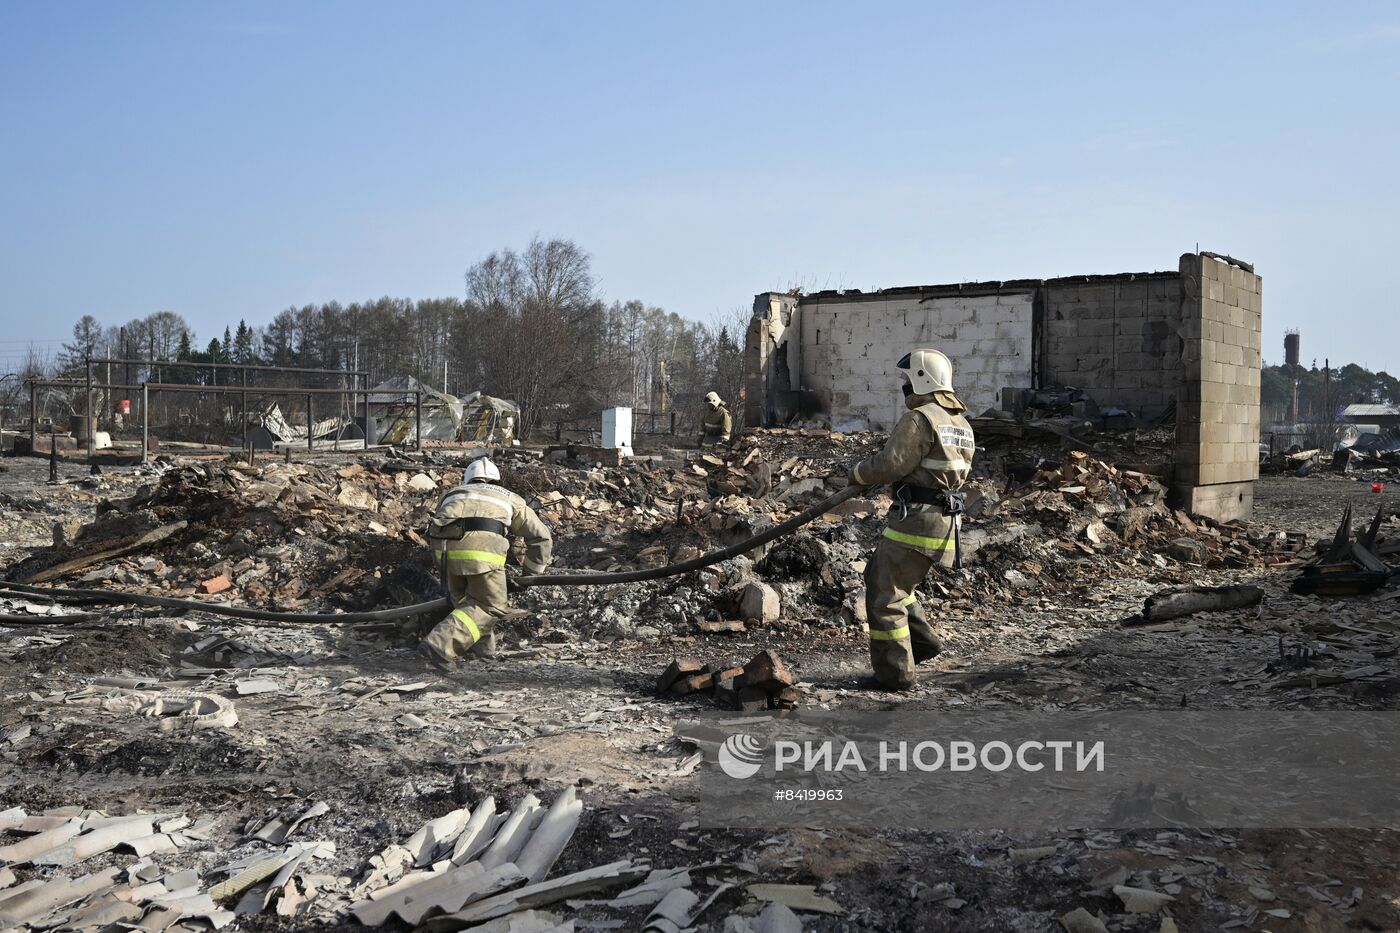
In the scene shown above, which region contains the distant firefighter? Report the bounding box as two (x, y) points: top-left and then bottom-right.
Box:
(700, 391), (732, 449)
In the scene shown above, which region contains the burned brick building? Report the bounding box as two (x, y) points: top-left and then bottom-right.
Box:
(746, 252), (1262, 522)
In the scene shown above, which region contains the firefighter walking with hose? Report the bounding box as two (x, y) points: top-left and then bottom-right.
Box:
(847, 348), (976, 691)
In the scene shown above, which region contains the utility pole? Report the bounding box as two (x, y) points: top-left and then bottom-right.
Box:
(84, 356), (95, 473)
(1324, 358), (1331, 422)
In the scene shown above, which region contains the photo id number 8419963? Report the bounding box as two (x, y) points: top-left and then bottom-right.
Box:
(773, 789), (843, 801)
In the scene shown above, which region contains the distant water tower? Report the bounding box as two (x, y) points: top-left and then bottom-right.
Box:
(1284, 330), (1301, 366)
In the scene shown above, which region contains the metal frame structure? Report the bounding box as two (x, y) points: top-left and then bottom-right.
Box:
(0, 372), (20, 458)
(25, 359), (426, 464)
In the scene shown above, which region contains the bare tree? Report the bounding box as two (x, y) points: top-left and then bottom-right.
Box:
(134, 311), (191, 371)
(59, 315), (103, 373)
(463, 238), (603, 434)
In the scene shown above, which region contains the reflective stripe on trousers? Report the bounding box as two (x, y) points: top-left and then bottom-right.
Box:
(451, 607), (481, 641)
(882, 527), (955, 551)
(443, 549), (508, 566)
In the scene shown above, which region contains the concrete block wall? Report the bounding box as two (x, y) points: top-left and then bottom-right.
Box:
(796, 291), (1034, 430)
(1173, 253), (1262, 522)
(745, 254), (1263, 522)
(1040, 275), (1184, 419)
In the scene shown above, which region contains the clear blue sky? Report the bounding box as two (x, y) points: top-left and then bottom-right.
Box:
(2, 1), (1397, 373)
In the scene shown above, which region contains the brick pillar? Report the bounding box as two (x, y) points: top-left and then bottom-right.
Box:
(1172, 253), (1263, 522)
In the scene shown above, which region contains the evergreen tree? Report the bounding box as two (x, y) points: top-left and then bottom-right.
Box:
(206, 337), (223, 386)
(233, 320), (253, 364)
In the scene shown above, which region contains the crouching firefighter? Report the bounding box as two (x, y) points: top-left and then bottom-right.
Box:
(421, 458), (552, 665)
(848, 348), (975, 691)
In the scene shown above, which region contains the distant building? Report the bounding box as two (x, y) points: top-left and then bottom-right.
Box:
(1340, 403), (1400, 430)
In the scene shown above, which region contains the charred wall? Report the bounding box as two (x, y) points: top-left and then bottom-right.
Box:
(746, 251), (1263, 521)
(1039, 273), (1185, 421)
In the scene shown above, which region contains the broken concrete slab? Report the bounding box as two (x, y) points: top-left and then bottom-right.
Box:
(643, 887), (699, 933)
(420, 860), (650, 930)
(404, 806), (473, 868)
(478, 794), (543, 870)
(746, 883), (843, 915)
(1060, 905), (1109, 933)
(451, 797), (504, 865)
(604, 867), (693, 909)
(0, 819), (82, 866)
(352, 862), (524, 926)
(253, 800), (329, 845)
(1113, 884), (1175, 913)
(32, 816), (154, 867)
(738, 582), (780, 623)
(514, 787), (582, 883)
(1167, 537), (1209, 564)
(0, 866), (123, 928)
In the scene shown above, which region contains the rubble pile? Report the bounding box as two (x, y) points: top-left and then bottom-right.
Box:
(988, 451), (1308, 570)
(1339, 432), (1400, 471)
(1, 459), (448, 611)
(496, 429), (881, 573)
(0, 432), (886, 625)
(0, 791), (712, 931)
(971, 409), (1177, 480)
(1, 433), (1314, 647)
(0, 804), (238, 930)
(1293, 505), (1400, 596)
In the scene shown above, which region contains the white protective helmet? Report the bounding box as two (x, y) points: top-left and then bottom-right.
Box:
(463, 457), (501, 484)
(897, 348), (954, 396)
(704, 391), (722, 407)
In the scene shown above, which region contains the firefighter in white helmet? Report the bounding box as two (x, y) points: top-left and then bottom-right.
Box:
(701, 391), (732, 449)
(847, 348), (975, 690)
(421, 457), (552, 664)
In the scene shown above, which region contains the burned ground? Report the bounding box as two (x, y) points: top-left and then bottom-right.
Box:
(2, 439), (1399, 932)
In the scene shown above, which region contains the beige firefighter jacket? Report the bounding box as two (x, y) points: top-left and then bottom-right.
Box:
(849, 392), (976, 562)
(430, 482), (553, 577)
(702, 403), (732, 443)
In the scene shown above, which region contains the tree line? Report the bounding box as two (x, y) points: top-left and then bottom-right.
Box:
(33, 238), (747, 435)
(1261, 361), (1400, 424)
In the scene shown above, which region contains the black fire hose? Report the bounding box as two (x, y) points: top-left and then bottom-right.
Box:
(0, 579), (449, 625)
(513, 483), (865, 587)
(0, 484), (867, 626)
